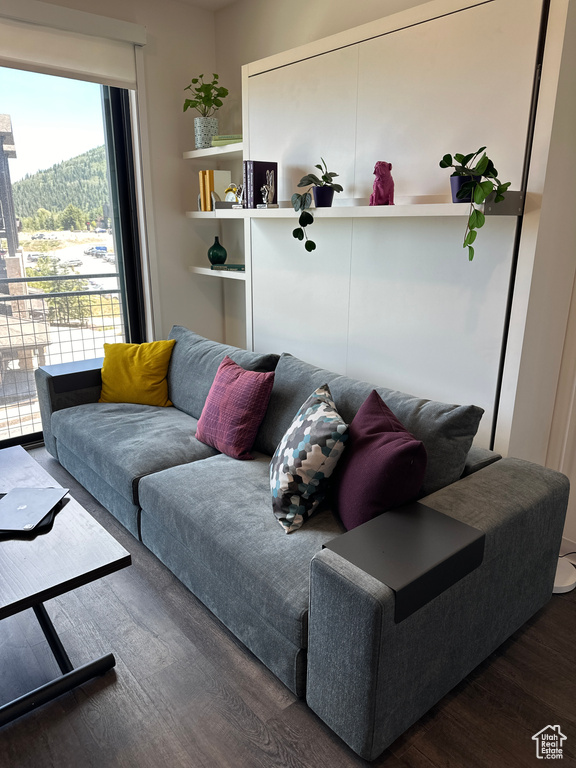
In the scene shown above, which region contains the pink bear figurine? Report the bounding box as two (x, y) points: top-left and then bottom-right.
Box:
(369, 161), (394, 206)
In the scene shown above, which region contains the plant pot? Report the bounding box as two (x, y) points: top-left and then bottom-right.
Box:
(194, 117), (218, 150)
(313, 186), (335, 208)
(450, 174), (480, 203)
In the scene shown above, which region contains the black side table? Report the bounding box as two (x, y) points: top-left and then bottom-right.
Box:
(324, 501), (485, 622)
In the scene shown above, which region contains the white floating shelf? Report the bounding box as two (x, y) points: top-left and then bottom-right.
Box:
(190, 265), (246, 281)
(183, 143), (244, 160)
(186, 203), (478, 220)
(185, 192), (524, 220)
(187, 208), (251, 219)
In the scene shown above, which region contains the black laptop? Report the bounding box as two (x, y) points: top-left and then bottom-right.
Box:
(0, 487), (69, 532)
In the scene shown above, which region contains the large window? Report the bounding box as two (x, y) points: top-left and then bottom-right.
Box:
(0, 67), (144, 446)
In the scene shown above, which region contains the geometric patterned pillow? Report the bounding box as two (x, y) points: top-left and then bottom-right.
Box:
(270, 384), (348, 533)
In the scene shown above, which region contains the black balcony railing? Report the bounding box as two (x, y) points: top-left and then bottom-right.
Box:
(0, 273), (126, 442)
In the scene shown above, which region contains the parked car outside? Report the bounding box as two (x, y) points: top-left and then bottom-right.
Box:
(64, 258), (83, 267)
(31, 233), (45, 239)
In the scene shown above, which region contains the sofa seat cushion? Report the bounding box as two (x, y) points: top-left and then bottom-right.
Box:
(51, 403), (218, 506)
(138, 453), (344, 647)
(255, 353), (483, 496)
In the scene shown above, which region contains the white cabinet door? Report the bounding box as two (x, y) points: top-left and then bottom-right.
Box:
(246, 45), (359, 205)
(354, 0), (543, 199)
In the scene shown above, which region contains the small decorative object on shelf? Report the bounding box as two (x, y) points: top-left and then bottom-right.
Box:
(207, 236), (227, 265)
(231, 184), (244, 208)
(256, 170), (279, 209)
(369, 161), (395, 206)
(210, 263), (245, 272)
(211, 134), (242, 147)
(243, 161), (278, 208)
(224, 183), (243, 204)
(291, 158), (343, 252)
(439, 147), (510, 261)
(183, 73), (229, 149)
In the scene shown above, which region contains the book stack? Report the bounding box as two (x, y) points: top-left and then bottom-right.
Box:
(242, 161), (278, 208)
(210, 264), (245, 272)
(211, 134), (242, 147)
(198, 169), (232, 211)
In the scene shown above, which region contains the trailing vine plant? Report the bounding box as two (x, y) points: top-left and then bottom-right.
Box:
(439, 147), (510, 261)
(291, 158), (343, 252)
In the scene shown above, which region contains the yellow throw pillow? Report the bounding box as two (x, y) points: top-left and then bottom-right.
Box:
(99, 339), (176, 407)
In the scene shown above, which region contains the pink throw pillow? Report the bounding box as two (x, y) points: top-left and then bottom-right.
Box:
(195, 356), (275, 460)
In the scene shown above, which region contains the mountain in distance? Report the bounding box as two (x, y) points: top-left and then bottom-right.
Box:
(11, 145), (109, 219)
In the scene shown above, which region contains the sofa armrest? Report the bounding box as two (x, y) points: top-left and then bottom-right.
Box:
(461, 444), (501, 476)
(35, 358), (103, 458)
(307, 458), (569, 760)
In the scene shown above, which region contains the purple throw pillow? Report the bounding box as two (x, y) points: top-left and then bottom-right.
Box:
(196, 356), (275, 460)
(335, 389), (427, 530)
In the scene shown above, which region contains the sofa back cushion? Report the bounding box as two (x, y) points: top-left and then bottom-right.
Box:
(167, 326), (279, 419)
(255, 353), (483, 497)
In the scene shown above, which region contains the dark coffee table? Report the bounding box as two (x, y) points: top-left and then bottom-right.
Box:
(0, 445), (131, 726)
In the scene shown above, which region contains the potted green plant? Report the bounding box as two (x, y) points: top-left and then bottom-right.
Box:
(183, 73), (229, 149)
(291, 158), (343, 252)
(439, 147), (510, 261)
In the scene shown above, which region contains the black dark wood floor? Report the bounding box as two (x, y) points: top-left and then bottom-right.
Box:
(0, 447), (575, 767)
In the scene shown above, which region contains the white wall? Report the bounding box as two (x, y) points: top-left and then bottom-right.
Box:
(45, 0), (225, 342)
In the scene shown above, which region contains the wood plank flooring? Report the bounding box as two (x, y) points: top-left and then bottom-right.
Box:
(0, 447), (575, 767)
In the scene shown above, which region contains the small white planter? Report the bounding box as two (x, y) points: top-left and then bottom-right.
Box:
(194, 117), (218, 149)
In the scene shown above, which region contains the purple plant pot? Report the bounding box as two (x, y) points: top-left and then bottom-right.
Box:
(313, 186), (335, 208)
(450, 174), (480, 203)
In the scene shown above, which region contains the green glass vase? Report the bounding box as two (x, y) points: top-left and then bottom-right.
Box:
(207, 236), (227, 265)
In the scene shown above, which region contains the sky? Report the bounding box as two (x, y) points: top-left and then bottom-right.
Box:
(0, 66), (105, 182)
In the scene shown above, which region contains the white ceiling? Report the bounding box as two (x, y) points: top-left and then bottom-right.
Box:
(178, 0), (238, 10)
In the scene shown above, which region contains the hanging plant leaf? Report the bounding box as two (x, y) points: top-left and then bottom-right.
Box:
(291, 193), (303, 211)
(293, 228), (304, 241)
(456, 180), (475, 200)
(305, 240), (317, 252)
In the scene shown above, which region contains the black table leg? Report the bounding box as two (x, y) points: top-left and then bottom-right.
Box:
(33, 604), (73, 674)
(0, 603), (116, 727)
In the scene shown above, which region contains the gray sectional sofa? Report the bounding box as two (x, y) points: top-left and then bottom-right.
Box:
(35, 325), (569, 760)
